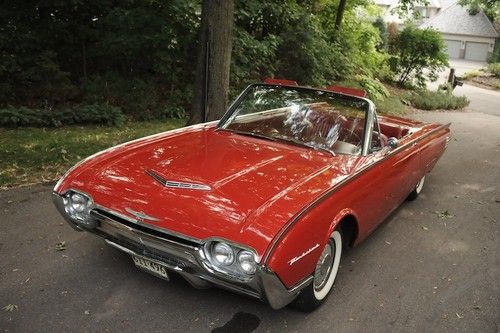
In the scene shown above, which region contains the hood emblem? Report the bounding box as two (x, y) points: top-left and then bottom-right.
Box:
(146, 169), (211, 191)
(125, 207), (161, 223)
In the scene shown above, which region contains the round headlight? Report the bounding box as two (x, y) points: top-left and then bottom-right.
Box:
(237, 250), (257, 274)
(213, 242), (234, 266)
(64, 191), (92, 223)
(70, 193), (87, 213)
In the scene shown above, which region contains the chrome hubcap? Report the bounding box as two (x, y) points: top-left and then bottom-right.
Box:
(313, 242), (335, 291)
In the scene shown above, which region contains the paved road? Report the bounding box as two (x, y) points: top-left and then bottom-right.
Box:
(1, 113), (499, 330)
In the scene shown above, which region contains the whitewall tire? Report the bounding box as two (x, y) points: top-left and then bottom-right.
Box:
(293, 230), (343, 312)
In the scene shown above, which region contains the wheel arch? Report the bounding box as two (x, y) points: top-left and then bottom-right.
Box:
(264, 207), (359, 288)
(327, 209), (359, 248)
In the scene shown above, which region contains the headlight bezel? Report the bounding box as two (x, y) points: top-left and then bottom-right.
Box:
(202, 239), (259, 281)
(61, 189), (95, 227)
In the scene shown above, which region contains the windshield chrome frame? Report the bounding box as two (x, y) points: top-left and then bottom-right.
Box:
(218, 83), (377, 157)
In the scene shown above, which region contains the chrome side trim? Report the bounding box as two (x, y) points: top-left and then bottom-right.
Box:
(262, 122), (451, 263)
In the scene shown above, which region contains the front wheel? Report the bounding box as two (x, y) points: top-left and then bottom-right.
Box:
(407, 175), (425, 201)
(292, 230), (343, 312)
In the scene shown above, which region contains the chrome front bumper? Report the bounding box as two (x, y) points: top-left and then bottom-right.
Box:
(53, 193), (312, 309)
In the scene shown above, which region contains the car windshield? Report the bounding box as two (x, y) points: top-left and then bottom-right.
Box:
(218, 85), (370, 155)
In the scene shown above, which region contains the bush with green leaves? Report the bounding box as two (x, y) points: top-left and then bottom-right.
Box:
(357, 75), (390, 101)
(0, 104), (125, 128)
(408, 89), (469, 110)
(487, 43), (500, 63)
(373, 17), (388, 51)
(377, 95), (407, 115)
(389, 26), (448, 88)
(487, 63), (500, 77)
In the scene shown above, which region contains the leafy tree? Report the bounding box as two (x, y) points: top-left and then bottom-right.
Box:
(389, 26), (448, 88)
(458, 0), (499, 22)
(2, 0), (427, 124)
(387, 22), (400, 54)
(373, 17), (388, 50)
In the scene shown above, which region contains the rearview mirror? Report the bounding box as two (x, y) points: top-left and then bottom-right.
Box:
(387, 137), (399, 149)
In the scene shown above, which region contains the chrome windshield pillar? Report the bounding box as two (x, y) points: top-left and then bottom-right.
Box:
(362, 99), (377, 156)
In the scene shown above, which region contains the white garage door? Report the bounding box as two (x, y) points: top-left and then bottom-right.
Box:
(445, 40), (461, 59)
(465, 42), (489, 61)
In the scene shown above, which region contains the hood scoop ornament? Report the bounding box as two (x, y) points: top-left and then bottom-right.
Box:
(146, 169), (211, 191)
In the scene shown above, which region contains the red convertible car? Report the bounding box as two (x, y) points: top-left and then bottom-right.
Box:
(53, 81), (450, 311)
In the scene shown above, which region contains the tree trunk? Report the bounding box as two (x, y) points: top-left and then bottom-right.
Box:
(188, 0), (234, 124)
(82, 40), (87, 79)
(334, 0), (347, 31)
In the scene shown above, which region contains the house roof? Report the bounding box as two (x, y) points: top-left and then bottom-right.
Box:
(374, 0), (442, 8)
(439, 0), (457, 10)
(420, 3), (499, 38)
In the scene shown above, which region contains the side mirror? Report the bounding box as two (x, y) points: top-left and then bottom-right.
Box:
(387, 137), (399, 149)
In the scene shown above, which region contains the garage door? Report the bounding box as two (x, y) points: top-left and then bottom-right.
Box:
(445, 40), (461, 59)
(465, 42), (489, 61)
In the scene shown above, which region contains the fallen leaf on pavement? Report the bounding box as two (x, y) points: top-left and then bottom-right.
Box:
(435, 210), (454, 219)
(55, 241), (66, 251)
(3, 304), (18, 312)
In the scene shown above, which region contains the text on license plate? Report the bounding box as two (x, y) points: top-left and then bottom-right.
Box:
(132, 255), (169, 280)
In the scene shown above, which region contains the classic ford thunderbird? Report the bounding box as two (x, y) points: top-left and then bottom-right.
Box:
(53, 80), (450, 311)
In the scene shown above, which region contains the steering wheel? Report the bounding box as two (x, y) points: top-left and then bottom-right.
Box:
(338, 128), (361, 146)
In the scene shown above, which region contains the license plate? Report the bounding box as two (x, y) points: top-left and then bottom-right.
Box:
(132, 255), (169, 280)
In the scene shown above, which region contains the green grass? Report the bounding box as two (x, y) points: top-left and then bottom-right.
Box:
(0, 119), (185, 188)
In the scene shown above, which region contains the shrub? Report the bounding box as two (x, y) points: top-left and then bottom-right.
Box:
(389, 26), (448, 88)
(0, 51), (78, 107)
(81, 74), (162, 119)
(487, 43), (500, 63)
(72, 104), (125, 126)
(408, 90), (469, 110)
(81, 74), (193, 120)
(462, 70), (481, 79)
(487, 63), (500, 77)
(377, 95), (407, 115)
(357, 75), (390, 101)
(0, 106), (48, 127)
(0, 104), (125, 128)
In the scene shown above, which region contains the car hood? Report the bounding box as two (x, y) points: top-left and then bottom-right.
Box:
(56, 124), (359, 256)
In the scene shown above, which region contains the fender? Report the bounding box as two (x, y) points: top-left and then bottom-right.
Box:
(327, 208), (358, 239)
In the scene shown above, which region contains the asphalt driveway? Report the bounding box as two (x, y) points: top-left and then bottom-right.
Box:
(1, 110), (499, 332)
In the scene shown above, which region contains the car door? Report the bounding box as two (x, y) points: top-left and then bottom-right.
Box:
(351, 121), (421, 234)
